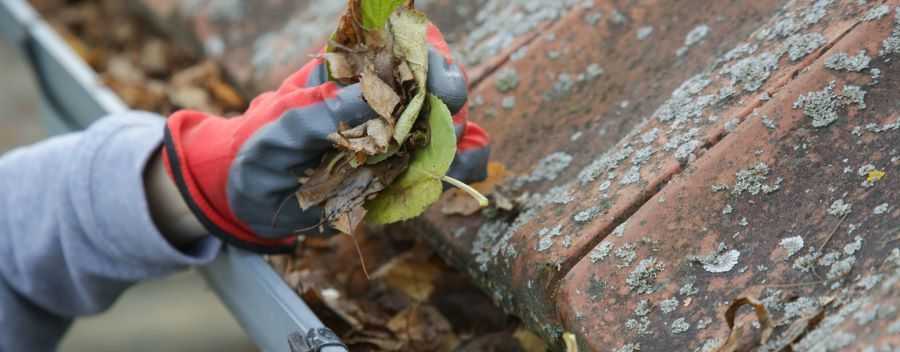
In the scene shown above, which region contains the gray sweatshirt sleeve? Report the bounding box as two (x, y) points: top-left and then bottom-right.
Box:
(0, 111), (222, 351)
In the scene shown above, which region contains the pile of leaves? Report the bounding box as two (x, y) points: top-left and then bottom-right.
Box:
(268, 229), (546, 352)
(296, 0), (485, 236)
(32, 0), (246, 116)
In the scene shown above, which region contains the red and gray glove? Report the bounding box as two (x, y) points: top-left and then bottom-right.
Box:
(162, 25), (490, 253)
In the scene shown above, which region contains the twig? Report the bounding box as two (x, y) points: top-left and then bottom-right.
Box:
(817, 213), (848, 253)
(348, 233), (371, 279)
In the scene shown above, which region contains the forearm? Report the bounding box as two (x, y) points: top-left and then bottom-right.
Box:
(145, 150), (208, 247)
(0, 112), (220, 350)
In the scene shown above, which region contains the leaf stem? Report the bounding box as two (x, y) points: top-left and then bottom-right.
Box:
(441, 175), (489, 207)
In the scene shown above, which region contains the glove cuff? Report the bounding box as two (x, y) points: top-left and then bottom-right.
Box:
(163, 112), (297, 254)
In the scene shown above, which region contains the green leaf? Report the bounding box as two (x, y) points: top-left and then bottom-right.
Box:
(365, 95), (457, 224)
(388, 7), (429, 143)
(360, 0), (406, 30)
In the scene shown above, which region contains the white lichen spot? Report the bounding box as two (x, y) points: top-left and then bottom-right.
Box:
(536, 225), (563, 252)
(613, 221), (628, 237)
(691, 243), (741, 273)
(632, 146), (655, 165)
(615, 243), (637, 267)
(732, 162), (781, 196)
(722, 52), (778, 92)
(722, 204), (734, 215)
(843, 236), (863, 256)
(574, 207), (601, 223)
(863, 4), (890, 21)
(725, 118), (741, 132)
(842, 85), (867, 109)
(615, 343), (641, 352)
(827, 255), (856, 279)
(678, 24), (710, 56)
(785, 32), (827, 61)
(828, 198), (852, 217)
(619, 165), (642, 185)
(585, 63), (605, 80)
(880, 8), (900, 56)
(626, 257), (665, 294)
(590, 242), (614, 263)
(641, 128), (659, 144)
(637, 26), (654, 40)
(501, 96), (516, 109)
(762, 116), (777, 129)
(545, 73), (575, 100)
(873, 203), (890, 215)
(660, 297), (679, 313)
(825, 51), (871, 72)
(516, 152), (573, 186)
(780, 236), (805, 258)
(793, 82), (842, 128)
(685, 24), (710, 47)
(495, 67), (520, 92)
(671, 317), (691, 334)
(674, 140), (701, 162)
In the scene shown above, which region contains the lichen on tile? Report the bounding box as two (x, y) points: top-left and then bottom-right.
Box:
(824, 51), (871, 72)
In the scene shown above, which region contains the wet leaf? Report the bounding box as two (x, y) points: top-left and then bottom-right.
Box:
(716, 296), (773, 352)
(388, 8), (429, 143)
(360, 0), (407, 30)
(365, 95), (456, 224)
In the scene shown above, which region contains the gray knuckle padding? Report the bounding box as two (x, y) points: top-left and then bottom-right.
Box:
(226, 85), (375, 239)
(327, 84), (376, 127)
(446, 146), (491, 184)
(426, 49), (468, 115)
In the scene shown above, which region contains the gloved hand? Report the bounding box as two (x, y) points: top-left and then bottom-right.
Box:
(162, 24), (490, 253)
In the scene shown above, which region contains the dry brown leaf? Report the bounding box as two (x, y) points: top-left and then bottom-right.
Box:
(208, 78), (245, 110)
(397, 60), (415, 83)
(513, 328), (547, 352)
(304, 288), (365, 331)
(171, 61), (217, 87)
(716, 296), (774, 352)
(297, 155), (353, 210)
(472, 162), (510, 193)
(332, 206), (367, 235)
(440, 190), (482, 216)
(324, 52), (357, 81)
(328, 119), (394, 156)
(168, 85), (212, 111)
(139, 39), (168, 74)
(491, 192), (515, 211)
(361, 67), (401, 122)
(780, 296), (833, 351)
(106, 56), (145, 84)
(367, 118), (393, 149)
(387, 305), (453, 350)
(371, 253), (441, 302)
